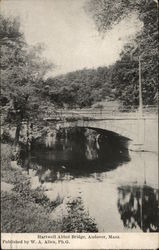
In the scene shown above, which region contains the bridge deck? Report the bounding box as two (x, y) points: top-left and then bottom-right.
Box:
(44, 107), (158, 121)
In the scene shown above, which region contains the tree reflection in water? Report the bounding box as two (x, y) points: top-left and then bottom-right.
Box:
(20, 127), (130, 178)
(117, 185), (159, 232)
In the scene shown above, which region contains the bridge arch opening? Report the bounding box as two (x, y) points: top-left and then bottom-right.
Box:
(84, 126), (131, 149)
(23, 126), (131, 176)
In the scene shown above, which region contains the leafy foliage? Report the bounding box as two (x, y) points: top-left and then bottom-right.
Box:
(62, 197), (98, 232)
(85, 0), (158, 106)
(0, 14), (54, 142)
(46, 67), (114, 108)
(1, 143), (61, 233)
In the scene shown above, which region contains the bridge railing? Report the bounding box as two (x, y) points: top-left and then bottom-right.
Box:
(44, 105), (158, 121)
(56, 105), (157, 117)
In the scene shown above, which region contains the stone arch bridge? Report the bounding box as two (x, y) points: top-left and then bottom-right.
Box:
(44, 108), (158, 152)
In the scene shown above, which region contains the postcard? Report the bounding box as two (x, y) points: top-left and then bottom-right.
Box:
(1, 0), (158, 249)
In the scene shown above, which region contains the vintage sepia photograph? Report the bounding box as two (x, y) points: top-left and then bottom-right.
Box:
(1, 0), (158, 248)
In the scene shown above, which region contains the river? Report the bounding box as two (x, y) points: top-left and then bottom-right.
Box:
(20, 127), (158, 232)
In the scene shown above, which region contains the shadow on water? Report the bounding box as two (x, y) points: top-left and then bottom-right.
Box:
(20, 127), (130, 180)
(117, 185), (159, 232)
(19, 127), (158, 232)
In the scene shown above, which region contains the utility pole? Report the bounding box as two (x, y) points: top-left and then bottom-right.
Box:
(137, 54), (145, 147)
(138, 55), (143, 116)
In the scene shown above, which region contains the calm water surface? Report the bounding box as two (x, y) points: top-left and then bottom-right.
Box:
(21, 128), (158, 232)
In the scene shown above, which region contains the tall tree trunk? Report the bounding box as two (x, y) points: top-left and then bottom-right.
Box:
(14, 122), (21, 145)
(14, 109), (24, 145)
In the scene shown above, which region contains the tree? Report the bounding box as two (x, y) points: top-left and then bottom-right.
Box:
(46, 66), (114, 108)
(85, 0), (158, 106)
(118, 185), (159, 232)
(0, 14), (53, 144)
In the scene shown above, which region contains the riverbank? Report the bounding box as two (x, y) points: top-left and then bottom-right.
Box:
(1, 143), (98, 233)
(1, 143), (62, 232)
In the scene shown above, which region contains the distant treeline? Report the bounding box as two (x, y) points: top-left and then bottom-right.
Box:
(46, 67), (114, 108)
(45, 0), (158, 108)
(45, 53), (157, 108)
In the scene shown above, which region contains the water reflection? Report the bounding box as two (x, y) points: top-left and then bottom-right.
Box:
(22, 128), (130, 177)
(20, 128), (158, 232)
(118, 185), (159, 232)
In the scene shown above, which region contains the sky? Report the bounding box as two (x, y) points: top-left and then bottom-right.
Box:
(1, 0), (142, 76)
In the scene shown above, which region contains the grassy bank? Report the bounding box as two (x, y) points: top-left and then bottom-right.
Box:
(1, 143), (98, 232)
(1, 143), (62, 232)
